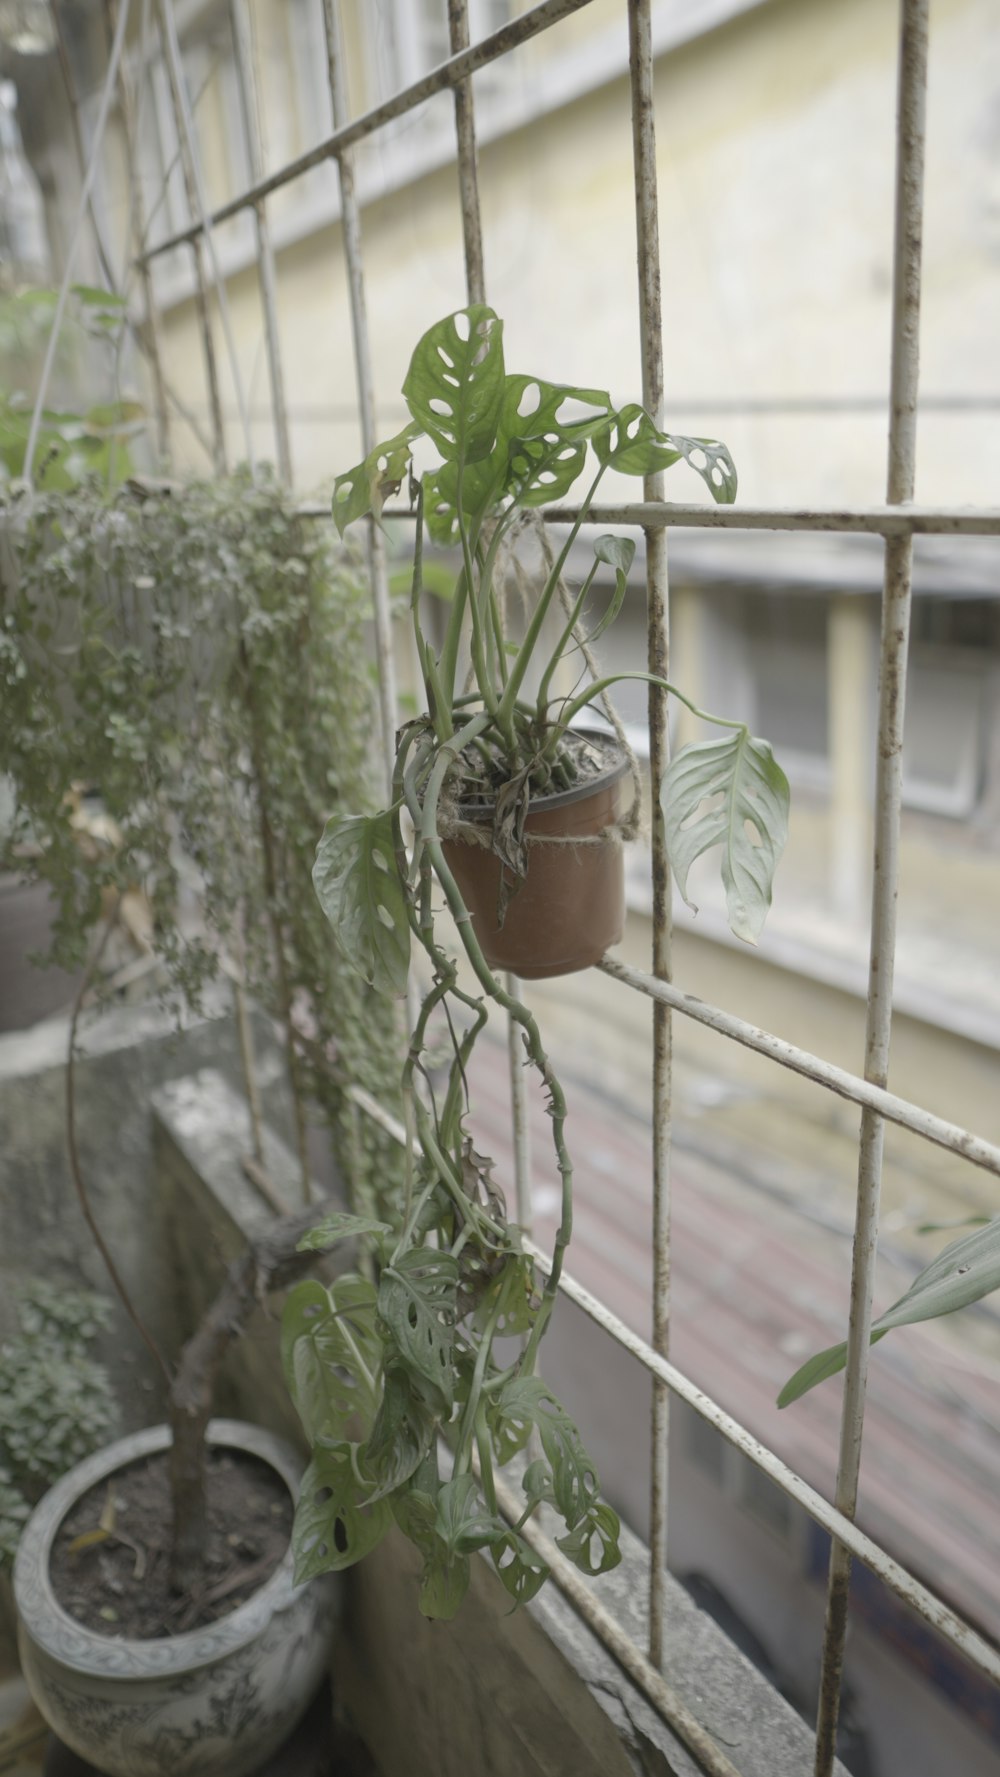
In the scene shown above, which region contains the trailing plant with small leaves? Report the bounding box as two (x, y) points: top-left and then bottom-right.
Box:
(0, 1282), (118, 1567)
(0, 470), (403, 1214)
(284, 308), (790, 1619)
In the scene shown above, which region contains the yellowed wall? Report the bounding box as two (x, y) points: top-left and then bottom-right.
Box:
(151, 0), (999, 508)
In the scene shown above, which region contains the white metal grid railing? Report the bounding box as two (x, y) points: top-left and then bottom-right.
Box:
(79, 1), (1000, 1770)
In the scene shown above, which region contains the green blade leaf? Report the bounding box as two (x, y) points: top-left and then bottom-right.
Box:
(402, 306), (505, 466)
(501, 375), (612, 506)
(434, 1475), (507, 1556)
(332, 422), (421, 535)
(291, 1445), (392, 1581)
(491, 1529), (550, 1607)
(296, 1212), (392, 1253)
(472, 1251), (539, 1338)
(281, 1275), (381, 1443)
(779, 1217), (1000, 1407)
(361, 1362), (437, 1504)
(313, 810), (410, 995)
(584, 536), (635, 645)
(377, 1247), (459, 1409)
(662, 730), (789, 945)
(506, 430), (589, 507)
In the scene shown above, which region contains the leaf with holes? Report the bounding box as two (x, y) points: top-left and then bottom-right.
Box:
(491, 1529), (551, 1607)
(421, 451), (508, 543)
(391, 1480), (471, 1620)
(593, 404), (682, 477)
(281, 1275), (381, 1444)
(313, 811), (410, 996)
(377, 1247), (459, 1409)
(403, 306), (505, 466)
(331, 422), (421, 535)
(506, 429), (590, 507)
(662, 731), (789, 945)
(487, 1377), (600, 1530)
(296, 1212), (392, 1254)
(473, 1251), (539, 1337)
(500, 375), (612, 446)
(361, 1362), (437, 1503)
(779, 1216), (1000, 1407)
(435, 1475), (507, 1556)
(291, 1444), (392, 1582)
(669, 433), (738, 505)
(556, 1499), (621, 1576)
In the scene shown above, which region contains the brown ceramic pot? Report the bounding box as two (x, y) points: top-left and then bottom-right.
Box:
(441, 731), (630, 980)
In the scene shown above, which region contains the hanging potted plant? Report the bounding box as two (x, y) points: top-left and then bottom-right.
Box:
(283, 306), (790, 1620)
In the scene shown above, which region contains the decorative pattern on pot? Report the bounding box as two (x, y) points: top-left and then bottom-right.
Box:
(441, 731), (632, 980)
(14, 1420), (339, 1777)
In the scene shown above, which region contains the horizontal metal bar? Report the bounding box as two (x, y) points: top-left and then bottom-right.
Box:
(139, 0), (593, 261)
(487, 1471), (744, 1777)
(540, 502), (1000, 536)
(298, 499), (1000, 537)
(598, 957), (1000, 1180)
(522, 1239), (1000, 1690)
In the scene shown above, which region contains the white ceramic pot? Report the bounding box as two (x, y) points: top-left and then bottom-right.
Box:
(14, 1419), (338, 1777)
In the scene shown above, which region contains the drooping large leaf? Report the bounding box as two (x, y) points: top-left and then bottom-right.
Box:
(402, 306), (505, 466)
(779, 1217), (1000, 1407)
(377, 1247), (459, 1409)
(491, 1530), (550, 1607)
(555, 1500), (621, 1576)
(313, 811), (410, 996)
(296, 1212), (391, 1254)
(472, 1251), (539, 1338)
(487, 1377), (599, 1529)
(391, 1481), (472, 1621)
(281, 1275), (381, 1443)
(332, 422), (421, 535)
(291, 1444), (393, 1582)
(362, 1362), (437, 1503)
(662, 731), (790, 945)
(434, 1474), (507, 1556)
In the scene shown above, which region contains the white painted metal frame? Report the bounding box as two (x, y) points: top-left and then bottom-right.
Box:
(112, 2), (1000, 1773)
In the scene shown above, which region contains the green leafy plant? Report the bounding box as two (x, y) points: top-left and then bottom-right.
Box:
(283, 306), (790, 1619)
(0, 470), (404, 1592)
(0, 1281), (118, 1568)
(0, 286), (143, 488)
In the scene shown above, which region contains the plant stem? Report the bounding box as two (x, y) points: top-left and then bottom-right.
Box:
(67, 899), (173, 1393)
(496, 464), (606, 728)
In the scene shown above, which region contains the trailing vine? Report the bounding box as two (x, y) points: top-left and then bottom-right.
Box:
(0, 469), (403, 1216)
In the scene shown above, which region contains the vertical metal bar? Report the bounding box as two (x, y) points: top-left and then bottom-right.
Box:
(627, 0), (672, 1671)
(813, 4), (928, 1771)
(446, 0), (531, 1232)
(321, 0), (398, 799)
(448, 0), (486, 305)
(229, 0), (293, 483)
(153, 0), (226, 471)
(111, 0), (171, 464)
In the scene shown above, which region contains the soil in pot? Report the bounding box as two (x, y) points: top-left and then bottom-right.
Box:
(47, 1448), (292, 1640)
(442, 729), (631, 980)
